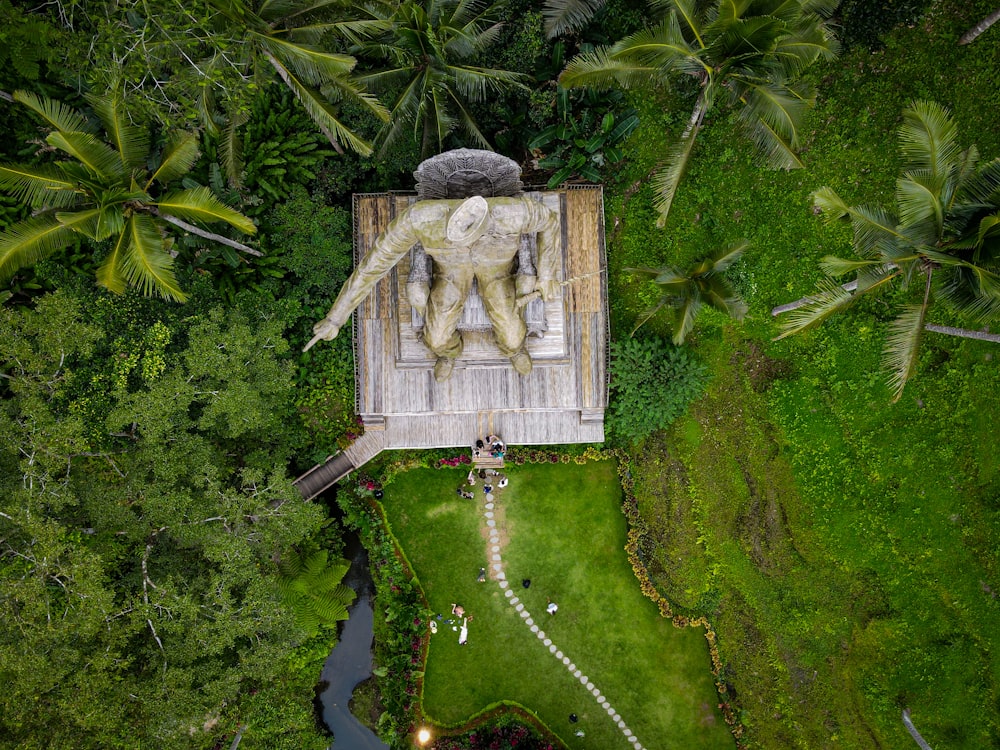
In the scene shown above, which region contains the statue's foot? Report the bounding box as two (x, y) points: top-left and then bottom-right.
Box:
(434, 357), (456, 382)
(510, 350), (533, 376)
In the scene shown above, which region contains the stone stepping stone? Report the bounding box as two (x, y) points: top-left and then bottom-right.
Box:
(485, 493), (494, 502)
(549, 644), (557, 653)
(485, 503), (494, 510)
(524, 616), (532, 625)
(496, 571), (505, 580)
(520, 610), (529, 619)
(486, 519), (496, 527)
(515, 603), (524, 611)
(504, 589), (513, 598)
(624, 730), (633, 739)
(617, 720), (626, 729)
(499, 580), (508, 589)
(605, 706), (614, 715)
(493, 563), (503, 572)
(491, 545), (500, 552)
(510, 596), (519, 605)
(562, 656), (570, 665)
(579, 675), (588, 685)
(555, 650), (563, 659)
(530, 625), (539, 633)
(492, 554), (501, 561)
(613, 713), (620, 722)
(543, 638), (551, 646)
(484, 511), (494, 519)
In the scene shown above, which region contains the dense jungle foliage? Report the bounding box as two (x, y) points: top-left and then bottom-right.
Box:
(1, 0), (999, 748)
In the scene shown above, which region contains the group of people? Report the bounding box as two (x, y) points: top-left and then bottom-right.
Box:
(459, 467), (509, 496)
(472, 434), (506, 460)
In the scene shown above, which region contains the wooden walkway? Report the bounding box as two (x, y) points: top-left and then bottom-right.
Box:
(293, 186), (607, 497)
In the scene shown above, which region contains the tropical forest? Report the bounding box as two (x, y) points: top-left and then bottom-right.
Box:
(1, 0), (999, 749)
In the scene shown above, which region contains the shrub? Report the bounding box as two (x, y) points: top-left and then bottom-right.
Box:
(836, 0), (932, 50)
(607, 336), (708, 443)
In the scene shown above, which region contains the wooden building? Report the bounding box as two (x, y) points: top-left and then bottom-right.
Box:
(295, 186), (607, 499)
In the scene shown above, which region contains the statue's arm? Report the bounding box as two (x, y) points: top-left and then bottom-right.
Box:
(305, 210), (418, 351)
(528, 200), (562, 301)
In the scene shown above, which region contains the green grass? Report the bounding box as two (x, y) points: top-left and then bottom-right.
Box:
(382, 461), (733, 749)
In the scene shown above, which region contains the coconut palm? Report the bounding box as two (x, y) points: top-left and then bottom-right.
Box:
(351, 0), (531, 157)
(560, 0), (838, 226)
(0, 91), (257, 302)
(775, 101), (1000, 401)
(629, 240), (749, 344)
(176, 0), (390, 157)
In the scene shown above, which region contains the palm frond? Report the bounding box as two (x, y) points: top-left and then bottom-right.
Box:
(96, 229), (130, 294)
(671, 292), (701, 345)
(706, 240), (748, 273)
(818, 255), (883, 277)
(155, 188), (256, 235)
(699, 274), (748, 319)
(672, 0), (707, 48)
(0, 216), (76, 281)
(267, 57), (376, 155)
(629, 297), (668, 336)
(120, 214), (186, 302)
(447, 64), (530, 102)
(560, 42), (673, 91)
(56, 206), (124, 241)
(257, 34), (357, 86)
(0, 164), (80, 209)
(737, 82), (808, 170)
(147, 133), (201, 189)
(774, 276), (859, 339)
(883, 303), (927, 402)
(962, 156), (1000, 204)
(650, 120), (701, 227)
(46, 131), (124, 180)
(86, 92), (150, 171)
(936, 263), (1000, 323)
(221, 110), (249, 188)
(542, 0), (606, 38)
(772, 20), (838, 75)
(898, 100), (961, 182)
(14, 90), (90, 134)
(896, 174), (944, 236)
(977, 212), (1000, 246)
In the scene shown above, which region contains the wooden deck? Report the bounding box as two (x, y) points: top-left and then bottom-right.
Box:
(350, 186), (608, 451)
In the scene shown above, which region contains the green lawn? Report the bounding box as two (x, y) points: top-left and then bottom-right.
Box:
(382, 461), (732, 749)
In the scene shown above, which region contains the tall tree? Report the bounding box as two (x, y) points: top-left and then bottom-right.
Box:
(775, 101), (1000, 401)
(560, 0), (838, 226)
(352, 0), (530, 156)
(0, 91), (256, 301)
(629, 241), (749, 343)
(0, 293), (328, 748)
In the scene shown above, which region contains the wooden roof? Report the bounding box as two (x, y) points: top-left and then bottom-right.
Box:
(350, 186), (607, 451)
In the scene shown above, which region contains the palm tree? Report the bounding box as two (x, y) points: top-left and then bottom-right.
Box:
(351, 0), (531, 157)
(628, 240), (749, 344)
(169, 0), (390, 157)
(775, 101), (1000, 401)
(560, 0), (838, 226)
(0, 91), (257, 302)
(277, 549), (355, 638)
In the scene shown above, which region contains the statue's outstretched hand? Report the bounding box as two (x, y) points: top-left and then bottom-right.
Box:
(303, 317), (341, 352)
(535, 278), (560, 302)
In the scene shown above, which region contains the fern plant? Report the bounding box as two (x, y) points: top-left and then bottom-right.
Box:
(277, 549), (355, 638)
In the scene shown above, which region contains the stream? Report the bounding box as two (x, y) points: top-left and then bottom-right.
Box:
(317, 532), (389, 750)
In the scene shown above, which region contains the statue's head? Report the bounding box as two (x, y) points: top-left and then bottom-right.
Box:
(446, 196), (490, 244)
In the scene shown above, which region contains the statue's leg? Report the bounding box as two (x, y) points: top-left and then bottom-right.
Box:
(479, 271), (532, 375)
(423, 264), (473, 362)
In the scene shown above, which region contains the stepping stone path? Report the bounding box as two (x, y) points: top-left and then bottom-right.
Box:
(481, 489), (646, 750)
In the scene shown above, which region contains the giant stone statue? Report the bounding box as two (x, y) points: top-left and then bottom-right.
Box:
(305, 150), (561, 382)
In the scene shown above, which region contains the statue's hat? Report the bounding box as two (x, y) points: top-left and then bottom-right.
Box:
(446, 196), (490, 244)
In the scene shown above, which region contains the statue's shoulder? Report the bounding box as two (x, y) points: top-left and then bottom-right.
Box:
(407, 200), (454, 230)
